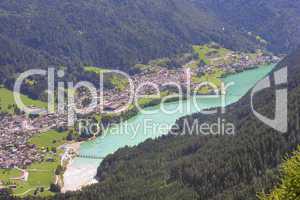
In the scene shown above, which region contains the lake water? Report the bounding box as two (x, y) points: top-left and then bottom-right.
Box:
(63, 64), (275, 191)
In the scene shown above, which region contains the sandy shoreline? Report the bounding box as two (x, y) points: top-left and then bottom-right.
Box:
(60, 142), (82, 166)
(60, 141), (99, 193)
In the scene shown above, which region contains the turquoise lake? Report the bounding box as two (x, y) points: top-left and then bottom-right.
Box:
(72, 64), (275, 168)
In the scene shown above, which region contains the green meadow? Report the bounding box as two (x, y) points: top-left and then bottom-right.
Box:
(84, 66), (111, 74)
(109, 75), (129, 91)
(0, 159), (59, 197)
(0, 169), (22, 181)
(85, 66), (129, 91)
(192, 44), (231, 66)
(192, 45), (212, 65)
(192, 67), (225, 93)
(0, 87), (47, 113)
(0, 130), (68, 197)
(28, 130), (68, 150)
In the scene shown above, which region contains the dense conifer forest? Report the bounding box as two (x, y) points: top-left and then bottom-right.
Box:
(0, 0), (300, 100)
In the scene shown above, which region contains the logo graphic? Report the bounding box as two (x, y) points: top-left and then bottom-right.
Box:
(251, 67), (288, 133)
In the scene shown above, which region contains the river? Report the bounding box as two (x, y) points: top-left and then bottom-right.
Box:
(62, 64), (275, 192)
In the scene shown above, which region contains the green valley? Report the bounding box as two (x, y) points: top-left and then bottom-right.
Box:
(0, 87), (46, 113)
(0, 1), (300, 200)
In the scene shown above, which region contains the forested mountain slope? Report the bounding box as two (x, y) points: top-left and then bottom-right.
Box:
(193, 0), (300, 53)
(1, 0), (300, 96)
(0, 0), (258, 73)
(259, 146), (300, 200)
(1, 0), (299, 75)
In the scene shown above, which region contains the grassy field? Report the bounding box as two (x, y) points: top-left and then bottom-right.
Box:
(0, 169), (22, 181)
(192, 67), (225, 93)
(0, 87), (47, 113)
(0, 159), (59, 197)
(0, 130), (68, 197)
(85, 66), (129, 91)
(11, 156), (60, 197)
(136, 96), (161, 108)
(134, 64), (153, 71)
(192, 44), (231, 66)
(136, 91), (172, 107)
(109, 74), (129, 91)
(84, 66), (111, 74)
(29, 130), (68, 150)
(193, 45), (211, 65)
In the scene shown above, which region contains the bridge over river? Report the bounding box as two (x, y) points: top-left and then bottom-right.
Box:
(75, 154), (104, 160)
